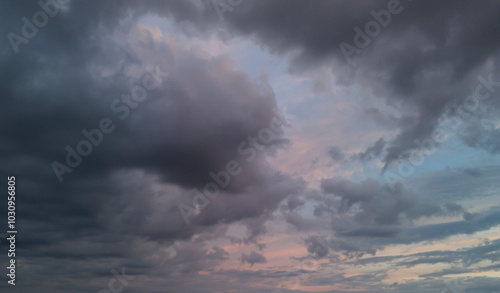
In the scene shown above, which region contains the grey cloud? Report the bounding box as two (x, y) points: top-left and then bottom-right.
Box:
(0, 1), (305, 291)
(351, 138), (386, 162)
(241, 251), (267, 267)
(327, 146), (345, 162)
(2, 1), (500, 292)
(304, 172), (500, 259)
(320, 178), (442, 226)
(285, 195), (305, 211)
(304, 235), (377, 259)
(166, 0), (500, 168)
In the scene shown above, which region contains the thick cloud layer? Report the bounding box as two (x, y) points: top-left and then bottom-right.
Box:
(141, 0), (500, 168)
(0, 1), (304, 291)
(1, 1), (500, 292)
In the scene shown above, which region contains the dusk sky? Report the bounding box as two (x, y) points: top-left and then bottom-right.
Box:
(1, 1), (500, 292)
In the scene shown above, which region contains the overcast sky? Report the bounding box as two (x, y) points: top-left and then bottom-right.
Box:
(1, 0), (500, 292)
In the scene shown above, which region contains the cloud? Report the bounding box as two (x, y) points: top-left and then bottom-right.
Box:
(350, 138), (386, 162)
(1, 1), (500, 292)
(138, 0), (500, 168)
(241, 251), (267, 267)
(0, 1), (305, 291)
(327, 146), (345, 162)
(320, 178), (442, 226)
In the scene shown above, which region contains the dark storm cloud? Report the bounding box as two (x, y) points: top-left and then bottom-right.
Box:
(0, 1), (305, 291)
(1, 0), (302, 226)
(2, 1), (500, 292)
(141, 0), (500, 168)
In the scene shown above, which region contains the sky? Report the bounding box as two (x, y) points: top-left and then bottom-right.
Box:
(1, 0), (500, 292)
